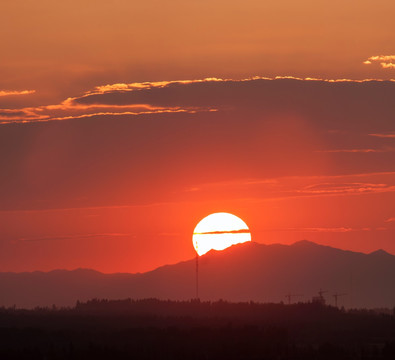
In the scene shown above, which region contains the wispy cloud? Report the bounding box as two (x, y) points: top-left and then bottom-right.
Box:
(385, 217), (395, 223)
(317, 148), (395, 153)
(183, 172), (395, 203)
(39, 107), (207, 122)
(1, 76), (395, 125)
(0, 110), (28, 118)
(262, 226), (383, 233)
(299, 182), (393, 195)
(0, 201), (176, 215)
(0, 108), (47, 122)
(369, 132), (395, 138)
(15, 233), (133, 243)
(90, 75), (389, 96)
(194, 229), (251, 235)
(272, 75), (390, 83)
(363, 55), (395, 69)
(381, 63), (395, 69)
(0, 104), (211, 124)
(90, 78), (226, 95)
(294, 227), (354, 233)
(0, 79), (220, 124)
(87, 76), (395, 99)
(0, 90), (35, 97)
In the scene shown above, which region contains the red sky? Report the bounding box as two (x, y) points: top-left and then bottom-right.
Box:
(0, 1), (394, 273)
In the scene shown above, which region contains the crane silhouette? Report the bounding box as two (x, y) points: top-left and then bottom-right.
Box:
(285, 293), (304, 305)
(318, 289), (328, 298)
(312, 289), (328, 305)
(333, 293), (347, 307)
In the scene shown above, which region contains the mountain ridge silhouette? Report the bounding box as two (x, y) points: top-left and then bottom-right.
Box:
(1, 240), (394, 309)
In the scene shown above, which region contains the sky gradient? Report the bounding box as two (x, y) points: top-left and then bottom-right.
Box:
(0, 1), (394, 273)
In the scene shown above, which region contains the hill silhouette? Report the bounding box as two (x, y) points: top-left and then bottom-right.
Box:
(1, 240), (394, 308)
(1, 299), (395, 359)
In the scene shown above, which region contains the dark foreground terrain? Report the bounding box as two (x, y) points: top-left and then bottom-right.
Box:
(1, 299), (395, 359)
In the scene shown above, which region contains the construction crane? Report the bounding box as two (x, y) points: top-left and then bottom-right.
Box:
(312, 289), (328, 305)
(333, 293), (347, 307)
(285, 293), (304, 305)
(318, 289), (328, 298)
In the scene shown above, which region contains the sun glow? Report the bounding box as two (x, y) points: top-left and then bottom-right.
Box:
(192, 212), (251, 256)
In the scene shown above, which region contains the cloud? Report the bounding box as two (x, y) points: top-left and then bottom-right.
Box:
(90, 78), (226, 95)
(0, 90), (35, 97)
(15, 233), (133, 242)
(295, 227), (354, 233)
(0, 79), (221, 124)
(0, 108), (47, 122)
(0, 202), (171, 215)
(385, 217), (395, 223)
(0, 103), (209, 125)
(368, 55), (395, 62)
(75, 76), (395, 106)
(1, 78), (395, 211)
(317, 148), (395, 153)
(381, 63), (395, 69)
(35, 107), (207, 123)
(194, 229), (251, 235)
(0, 110), (29, 118)
(178, 172), (395, 209)
(298, 182), (394, 196)
(264, 227), (381, 233)
(363, 55), (395, 69)
(1, 76), (395, 125)
(369, 133), (395, 138)
(272, 76), (385, 83)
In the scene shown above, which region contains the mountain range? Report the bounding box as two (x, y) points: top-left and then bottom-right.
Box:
(1, 240), (394, 309)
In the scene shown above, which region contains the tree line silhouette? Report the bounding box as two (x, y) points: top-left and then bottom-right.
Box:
(0, 299), (394, 359)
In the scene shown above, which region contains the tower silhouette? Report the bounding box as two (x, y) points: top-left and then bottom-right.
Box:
(285, 293), (303, 305)
(196, 251), (199, 300)
(333, 293), (347, 307)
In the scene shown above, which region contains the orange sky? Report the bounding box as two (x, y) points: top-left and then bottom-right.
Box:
(0, 1), (394, 273)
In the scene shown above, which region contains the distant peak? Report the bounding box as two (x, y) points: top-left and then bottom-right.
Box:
(369, 249), (391, 257)
(47, 268), (103, 275)
(292, 240), (319, 247)
(203, 240), (258, 256)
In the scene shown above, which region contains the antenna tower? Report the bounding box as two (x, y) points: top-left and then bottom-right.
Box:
(285, 293), (304, 305)
(195, 241), (199, 300)
(333, 293), (347, 307)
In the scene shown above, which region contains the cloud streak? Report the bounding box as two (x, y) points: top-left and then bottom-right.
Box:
(0, 79), (223, 124)
(0, 108), (48, 122)
(0, 104), (211, 124)
(0, 77), (394, 212)
(183, 172), (395, 205)
(292, 227), (354, 233)
(2, 76), (395, 125)
(297, 182), (395, 196)
(369, 133), (395, 138)
(15, 233), (134, 243)
(363, 55), (395, 69)
(317, 148), (395, 153)
(0, 90), (35, 97)
(258, 226), (389, 233)
(90, 78), (226, 95)
(194, 229), (251, 235)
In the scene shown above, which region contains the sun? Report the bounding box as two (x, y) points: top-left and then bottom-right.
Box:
(192, 212), (251, 256)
